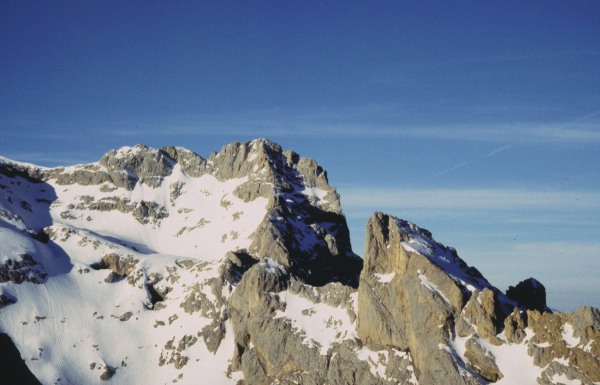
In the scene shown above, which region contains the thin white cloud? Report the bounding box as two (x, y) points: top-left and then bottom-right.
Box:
(340, 187), (600, 212)
(426, 143), (514, 179)
(462, 242), (600, 265)
(109, 103), (600, 144)
(4, 105), (599, 144)
(0, 152), (96, 167)
(509, 242), (600, 260)
(103, 120), (600, 145)
(458, 241), (600, 310)
(1, 130), (77, 141)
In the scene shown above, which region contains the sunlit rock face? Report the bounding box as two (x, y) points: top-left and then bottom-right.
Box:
(357, 212), (599, 385)
(0, 139), (598, 385)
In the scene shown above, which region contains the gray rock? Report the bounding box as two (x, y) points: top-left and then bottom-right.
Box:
(503, 308), (527, 344)
(572, 306), (600, 331)
(525, 308), (600, 382)
(0, 293), (16, 309)
(0, 254), (47, 284)
(221, 251), (259, 285)
(464, 336), (503, 382)
(457, 288), (503, 344)
(91, 253), (139, 277)
(99, 365), (116, 381)
(99, 145), (176, 188)
(160, 146), (207, 177)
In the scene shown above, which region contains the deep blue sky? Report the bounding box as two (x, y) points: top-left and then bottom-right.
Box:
(1, 1), (599, 310)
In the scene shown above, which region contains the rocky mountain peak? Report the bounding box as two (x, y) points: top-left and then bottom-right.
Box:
(99, 144), (178, 186)
(57, 139), (335, 206)
(2, 139), (360, 284)
(1, 140), (599, 385)
(359, 212), (599, 384)
(364, 212), (491, 294)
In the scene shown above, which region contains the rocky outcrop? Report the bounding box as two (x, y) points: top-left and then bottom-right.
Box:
(506, 277), (547, 312)
(358, 212), (484, 384)
(228, 258), (415, 385)
(209, 140), (362, 286)
(464, 336), (503, 382)
(456, 288), (504, 344)
(0, 254), (47, 284)
(526, 307), (600, 383)
(357, 212), (600, 385)
(503, 308), (528, 344)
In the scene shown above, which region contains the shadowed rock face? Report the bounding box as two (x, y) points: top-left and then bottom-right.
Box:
(506, 277), (547, 312)
(0, 333), (42, 385)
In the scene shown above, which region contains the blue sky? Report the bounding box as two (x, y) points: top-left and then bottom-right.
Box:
(1, 1), (599, 310)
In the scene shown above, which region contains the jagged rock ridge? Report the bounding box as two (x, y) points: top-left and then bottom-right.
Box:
(358, 213), (599, 384)
(0, 139), (598, 385)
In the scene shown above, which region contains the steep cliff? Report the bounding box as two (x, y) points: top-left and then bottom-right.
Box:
(358, 213), (599, 385)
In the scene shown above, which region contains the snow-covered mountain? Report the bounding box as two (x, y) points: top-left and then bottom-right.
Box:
(0, 139), (598, 385)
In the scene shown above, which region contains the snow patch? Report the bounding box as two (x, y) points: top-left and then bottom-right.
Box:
(550, 372), (583, 385)
(479, 329), (544, 385)
(562, 323), (581, 348)
(417, 271), (451, 306)
(262, 258), (287, 276)
(355, 348), (390, 381)
(373, 272), (395, 283)
(302, 187), (329, 201)
(48, 172), (269, 261)
(274, 290), (356, 355)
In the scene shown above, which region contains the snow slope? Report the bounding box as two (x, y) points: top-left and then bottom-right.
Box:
(0, 152), (271, 384)
(0, 140), (364, 385)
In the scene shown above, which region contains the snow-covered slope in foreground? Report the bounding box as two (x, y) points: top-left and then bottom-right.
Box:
(1, 139), (598, 385)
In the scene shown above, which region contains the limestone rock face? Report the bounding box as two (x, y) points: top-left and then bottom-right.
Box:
(503, 308), (528, 344)
(42, 139), (362, 287)
(526, 308), (600, 384)
(357, 212), (600, 385)
(358, 212), (489, 384)
(229, 140), (362, 286)
(457, 288), (504, 344)
(1, 140), (599, 385)
(464, 336), (503, 382)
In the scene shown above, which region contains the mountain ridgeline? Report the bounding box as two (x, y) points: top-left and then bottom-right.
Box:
(0, 139), (598, 385)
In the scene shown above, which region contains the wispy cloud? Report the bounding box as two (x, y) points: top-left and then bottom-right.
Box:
(1, 130), (76, 141)
(3, 105), (599, 144)
(103, 120), (600, 146)
(458, 240), (600, 310)
(101, 104), (600, 144)
(340, 187), (600, 213)
(427, 143), (514, 179)
(0, 151), (96, 167)
(369, 50), (600, 86)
